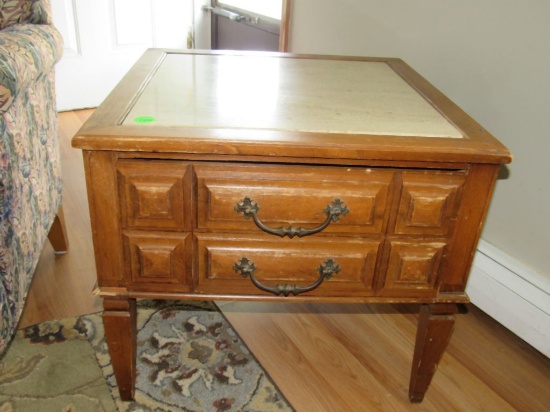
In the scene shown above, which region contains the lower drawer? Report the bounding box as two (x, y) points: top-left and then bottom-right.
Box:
(195, 234), (382, 297)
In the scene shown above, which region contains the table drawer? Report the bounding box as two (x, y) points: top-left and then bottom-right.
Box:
(378, 240), (447, 297)
(196, 164), (394, 236)
(392, 171), (465, 237)
(123, 231), (192, 291)
(195, 233), (382, 297)
(117, 161), (193, 231)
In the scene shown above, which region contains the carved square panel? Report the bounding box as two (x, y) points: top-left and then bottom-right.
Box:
(130, 179), (179, 220)
(393, 171), (465, 236)
(380, 240), (446, 296)
(117, 161), (191, 230)
(124, 232), (191, 285)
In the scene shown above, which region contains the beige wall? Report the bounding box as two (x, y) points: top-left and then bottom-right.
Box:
(288, 0), (550, 279)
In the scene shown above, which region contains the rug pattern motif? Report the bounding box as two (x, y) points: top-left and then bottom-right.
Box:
(0, 300), (293, 412)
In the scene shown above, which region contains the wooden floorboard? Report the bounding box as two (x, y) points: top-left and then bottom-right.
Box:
(19, 110), (550, 411)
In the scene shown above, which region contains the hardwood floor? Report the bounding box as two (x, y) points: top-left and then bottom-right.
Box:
(20, 110), (550, 411)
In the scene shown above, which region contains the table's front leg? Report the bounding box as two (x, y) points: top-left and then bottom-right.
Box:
(409, 303), (458, 402)
(103, 296), (137, 400)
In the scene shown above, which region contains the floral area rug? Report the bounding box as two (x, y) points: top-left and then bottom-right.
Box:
(0, 300), (294, 412)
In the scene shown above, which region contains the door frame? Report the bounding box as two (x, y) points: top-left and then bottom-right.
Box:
(211, 0), (291, 52)
(279, 0), (291, 51)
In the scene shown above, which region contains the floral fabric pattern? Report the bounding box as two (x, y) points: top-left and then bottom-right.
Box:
(0, 24), (63, 113)
(0, 0), (52, 29)
(0, 0), (63, 355)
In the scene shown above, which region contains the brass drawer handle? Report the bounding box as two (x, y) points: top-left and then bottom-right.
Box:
(234, 257), (340, 297)
(234, 197), (349, 238)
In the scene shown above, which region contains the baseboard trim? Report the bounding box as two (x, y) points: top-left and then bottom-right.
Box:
(466, 240), (550, 357)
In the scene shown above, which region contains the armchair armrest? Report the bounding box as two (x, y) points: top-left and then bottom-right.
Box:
(0, 23), (63, 114)
(0, 0), (53, 29)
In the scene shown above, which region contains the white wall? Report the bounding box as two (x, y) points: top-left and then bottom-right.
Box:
(288, 0), (550, 281)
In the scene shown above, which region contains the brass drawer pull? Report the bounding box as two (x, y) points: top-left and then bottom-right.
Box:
(234, 197), (349, 238)
(234, 257), (340, 296)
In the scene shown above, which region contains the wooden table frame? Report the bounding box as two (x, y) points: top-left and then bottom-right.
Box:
(73, 49), (511, 403)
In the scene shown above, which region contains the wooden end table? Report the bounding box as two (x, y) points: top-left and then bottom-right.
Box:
(72, 49), (511, 403)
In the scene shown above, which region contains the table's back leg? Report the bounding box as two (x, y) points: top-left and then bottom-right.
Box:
(409, 303), (458, 402)
(103, 296), (137, 401)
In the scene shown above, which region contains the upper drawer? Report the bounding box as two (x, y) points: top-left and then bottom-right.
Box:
(195, 163), (394, 236)
(117, 161), (193, 231)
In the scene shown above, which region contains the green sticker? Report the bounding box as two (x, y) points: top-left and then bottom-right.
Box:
(134, 116), (156, 124)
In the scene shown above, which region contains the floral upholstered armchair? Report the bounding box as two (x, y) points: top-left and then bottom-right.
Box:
(0, 0), (65, 355)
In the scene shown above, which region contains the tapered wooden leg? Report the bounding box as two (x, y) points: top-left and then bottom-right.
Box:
(103, 296), (137, 400)
(47, 206), (69, 253)
(409, 303), (458, 402)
